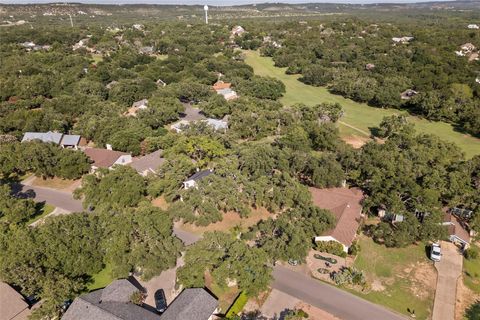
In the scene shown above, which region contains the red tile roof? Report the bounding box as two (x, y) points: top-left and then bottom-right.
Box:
(309, 187), (364, 247)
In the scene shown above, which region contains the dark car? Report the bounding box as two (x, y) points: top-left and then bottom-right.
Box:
(154, 289), (167, 313)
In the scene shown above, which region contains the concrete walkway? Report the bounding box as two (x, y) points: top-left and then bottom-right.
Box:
(432, 241), (463, 320)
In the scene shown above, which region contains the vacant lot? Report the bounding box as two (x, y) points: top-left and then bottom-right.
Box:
(180, 207), (271, 236)
(353, 235), (435, 319)
(244, 50), (480, 158)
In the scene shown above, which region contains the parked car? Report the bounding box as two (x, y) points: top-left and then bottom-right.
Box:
(430, 243), (442, 262)
(154, 289), (167, 313)
(288, 259), (298, 266)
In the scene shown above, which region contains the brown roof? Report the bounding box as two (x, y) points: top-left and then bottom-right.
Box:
(309, 187), (364, 247)
(130, 150), (165, 174)
(212, 81), (231, 91)
(84, 148), (129, 168)
(0, 282), (31, 320)
(444, 213), (470, 243)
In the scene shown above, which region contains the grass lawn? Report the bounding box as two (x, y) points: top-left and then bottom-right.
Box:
(463, 244), (480, 294)
(88, 263), (116, 291)
(31, 177), (79, 190)
(26, 203), (55, 225)
(243, 50), (480, 158)
(205, 272), (239, 313)
(352, 235), (435, 319)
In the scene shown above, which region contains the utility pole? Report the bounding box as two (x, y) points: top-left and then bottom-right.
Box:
(204, 5), (208, 25)
(68, 14), (73, 28)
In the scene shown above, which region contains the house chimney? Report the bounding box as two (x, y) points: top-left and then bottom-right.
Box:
(106, 144), (113, 150)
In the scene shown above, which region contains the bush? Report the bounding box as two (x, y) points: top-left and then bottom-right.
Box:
(225, 291), (249, 319)
(315, 241), (346, 257)
(348, 241), (360, 256)
(464, 247), (479, 260)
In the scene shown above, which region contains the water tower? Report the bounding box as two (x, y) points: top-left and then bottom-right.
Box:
(204, 5), (209, 24)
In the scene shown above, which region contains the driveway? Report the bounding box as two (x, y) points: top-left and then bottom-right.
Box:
(137, 256), (184, 309)
(272, 266), (407, 320)
(432, 241), (463, 320)
(261, 289), (299, 319)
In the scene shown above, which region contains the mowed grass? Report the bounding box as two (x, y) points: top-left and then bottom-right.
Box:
(243, 50), (480, 158)
(88, 263), (116, 291)
(353, 235), (435, 319)
(26, 203), (55, 225)
(464, 244), (480, 294)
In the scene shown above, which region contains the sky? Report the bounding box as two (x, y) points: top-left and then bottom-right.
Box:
(0, 0), (454, 5)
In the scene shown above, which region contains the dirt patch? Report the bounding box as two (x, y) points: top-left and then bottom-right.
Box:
(371, 279), (386, 292)
(181, 207), (271, 235)
(397, 261), (436, 300)
(456, 277), (480, 320)
(151, 196), (170, 210)
(341, 135), (370, 149)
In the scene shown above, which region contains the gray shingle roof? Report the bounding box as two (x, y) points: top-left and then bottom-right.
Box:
(60, 135), (81, 146)
(62, 279), (161, 320)
(186, 169), (213, 182)
(130, 150), (164, 174)
(159, 288), (218, 320)
(22, 131), (63, 144)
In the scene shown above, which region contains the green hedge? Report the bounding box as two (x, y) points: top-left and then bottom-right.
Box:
(225, 291), (249, 318)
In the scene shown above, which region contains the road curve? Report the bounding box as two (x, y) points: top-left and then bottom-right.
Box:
(272, 266), (407, 320)
(14, 183), (84, 212)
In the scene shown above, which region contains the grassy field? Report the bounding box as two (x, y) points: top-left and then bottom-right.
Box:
(352, 235), (435, 319)
(88, 263), (116, 291)
(464, 244), (480, 294)
(244, 50), (480, 158)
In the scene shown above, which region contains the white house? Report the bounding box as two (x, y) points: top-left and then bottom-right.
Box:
(468, 24), (479, 29)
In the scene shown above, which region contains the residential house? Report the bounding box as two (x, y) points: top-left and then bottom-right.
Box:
(156, 79), (167, 87)
(83, 148), (132, 171)
(139, 46), (154, 55)
(183, 169), (214, 189)
(456, 43), (476, 57)
(212, 81), (238, 101)
(170, 120), (192, 133)
(159, 288), (218, 320)
(443, 213), (470, 249)
(129, 150), (165, 176)
(125, 99), (149, 117)
(202, 118), (228, 132)
(62, 279), (160, 320)
(365, 63), (375, 71)
(400, 89), (418, 100)
(231, 26), (245, 37)
(310, 187), (364, 253)
(72, 38), (89, 51)
(468, 24), (479, 29)
(0, 282), (31, 320)
(392, 36), (414, 44)
(22, 132), (82, 149)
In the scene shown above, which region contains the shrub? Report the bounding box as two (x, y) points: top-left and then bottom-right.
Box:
(348, 241), (360, 256)
(464, 247), (479, 260)
(315, 241), (346, 257)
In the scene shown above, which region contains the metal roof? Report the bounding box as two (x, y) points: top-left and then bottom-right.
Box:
(22, 131), (63, 144)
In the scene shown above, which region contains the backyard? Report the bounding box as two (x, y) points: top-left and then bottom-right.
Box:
(243, 50), (480, 158)
(352, 235), (436, 319)
(87, 263), (115, 291)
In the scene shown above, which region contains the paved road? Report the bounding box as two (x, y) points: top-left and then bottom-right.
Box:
(272, 266), (407, 320)
(432, 241), (463, 320)
(13, 183), (84, 212)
